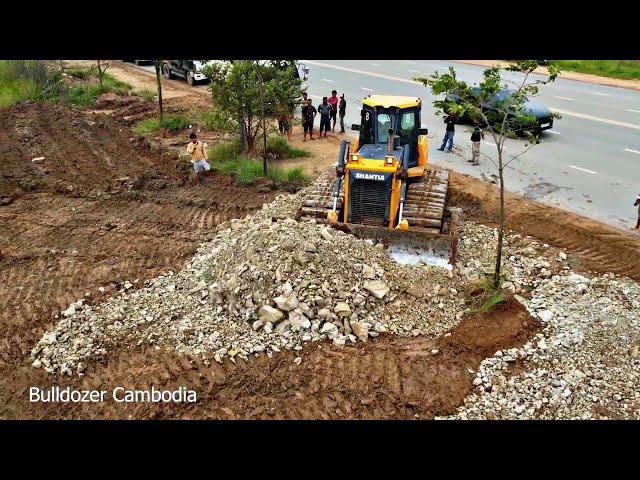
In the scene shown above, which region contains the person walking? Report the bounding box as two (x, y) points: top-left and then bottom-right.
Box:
(317, 97), (332, 138)
(328, 90), (339, 132)
(186, 132), (211, 185)
(301, 98), (317, 141)
(437, 112), (457, 152)
(338, 94), (346, 134)
(467, 122), (484, 166)
(633, 193), (640, 229)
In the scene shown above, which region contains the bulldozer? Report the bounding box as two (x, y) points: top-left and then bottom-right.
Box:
(297, 95), (458, 266)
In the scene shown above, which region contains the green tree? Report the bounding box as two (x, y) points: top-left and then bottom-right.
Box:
(203, 60), (303, 155)
(415, 61), (561, 288)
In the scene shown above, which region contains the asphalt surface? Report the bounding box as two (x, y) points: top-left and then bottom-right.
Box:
(135, 60), (640, 229)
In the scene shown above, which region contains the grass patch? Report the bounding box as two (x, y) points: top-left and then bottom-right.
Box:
(552, 60), (640, 81)
(0, 60), (62, 107)
(265, 136), (310, 159)
(214, 156), (306, 185)
(469, 274), (508, 314)
(208, 141), (240, 163)
(136, 88), (156, 101)
(197, 108), (236, 132)
(134, 115), (191, 134)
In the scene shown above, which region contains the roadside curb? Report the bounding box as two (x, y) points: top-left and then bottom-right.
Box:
(454, 60), (640, 93)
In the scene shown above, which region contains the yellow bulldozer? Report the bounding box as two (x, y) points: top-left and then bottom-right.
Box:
(297, 95), (458, 266)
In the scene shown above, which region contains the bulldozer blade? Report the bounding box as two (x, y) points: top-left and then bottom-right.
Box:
(330, 223), (457, 267)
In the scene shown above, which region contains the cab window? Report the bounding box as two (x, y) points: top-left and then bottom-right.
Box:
(376, 113), (392, 144)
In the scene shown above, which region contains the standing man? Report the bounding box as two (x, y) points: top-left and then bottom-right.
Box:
(338, 93), (346, 134)
(328, 90), (339, 132)
(187, 132), (210, 185)
(633, 193), (640, 229)
(437, 112), (457, 152)
(317, 97), (332, 138)
(468, 121), (484, 166)
(302, 98), (317, 142)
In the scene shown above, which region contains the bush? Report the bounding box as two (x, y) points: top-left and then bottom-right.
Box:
(64, 66), (131, 106)
(197, 108), (236, 132)
(0, 60), (62, 107)
(134, 115), (191, 134)
(265, 136), (310, 159)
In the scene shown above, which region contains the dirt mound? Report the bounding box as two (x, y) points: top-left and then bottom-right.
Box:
(450, 172), (640, 280)
(0, 101), (279, 418)
(17, 301), (538, 420)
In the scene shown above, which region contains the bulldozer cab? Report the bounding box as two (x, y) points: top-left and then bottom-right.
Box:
(356, 96), (424, 168)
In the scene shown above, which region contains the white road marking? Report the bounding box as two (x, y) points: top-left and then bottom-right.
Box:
(408, 69), (420, 73)
(626, 109), (640, 113)
(484, 141), (497, 147)
(370, 63), (380, 66)
(624, 148), (640, 154)
(310, 94), (322, 99)
(322, 78), (334, 83)
(553, 96), (573, 101)
(547, 130), (561, 134)
(361, 87), (374, 92)
(550, 107), (640, 130)
(569, 165), (598, 175)
(590, 92), (609, 96)
(407, 61), (417, 64)
(302, 60), (420, 85)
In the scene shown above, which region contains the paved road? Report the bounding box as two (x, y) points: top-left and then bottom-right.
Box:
(300, 60), (640, 230)
(133, 60), (640, 229)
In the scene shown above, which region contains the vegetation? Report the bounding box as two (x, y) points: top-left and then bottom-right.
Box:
(552, 60), (640, 81)
(416, 61), (561, 288)
(136, 88), (156, 101)
(0, 60), (62, 107)
(134, 115), (191, 134)
(65, 66), (132, 106)
(265, 136), (310, 159)
(203, 60), (303, 153)
(197, 108), (237, 132)
(210, 141), (306, 186)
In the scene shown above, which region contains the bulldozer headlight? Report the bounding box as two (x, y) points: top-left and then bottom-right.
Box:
(385, 156), (395, 165)
(350, 154), (359, 162)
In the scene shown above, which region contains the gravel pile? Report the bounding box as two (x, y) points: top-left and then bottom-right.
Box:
(446, 265), (640, 420)
(31, 193), (488, 374)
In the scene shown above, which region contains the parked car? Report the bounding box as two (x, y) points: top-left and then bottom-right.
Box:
(122, 60), (154, 65)
(161, 60), (210, 85)
(446, 87), (554, 135)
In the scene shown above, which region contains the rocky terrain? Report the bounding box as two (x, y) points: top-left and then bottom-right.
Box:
(30, 187), (640, 419)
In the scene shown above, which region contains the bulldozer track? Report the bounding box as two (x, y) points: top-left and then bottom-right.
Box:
(298, 166), (451, 236)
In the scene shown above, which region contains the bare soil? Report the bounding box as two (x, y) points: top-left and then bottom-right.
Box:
(16, 301), (538, 419)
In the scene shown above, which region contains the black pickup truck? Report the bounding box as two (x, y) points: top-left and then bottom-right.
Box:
(161, 60), (210, 85)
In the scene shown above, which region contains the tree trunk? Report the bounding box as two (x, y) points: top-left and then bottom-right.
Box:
(494, 154), (505, 289)
(154, 61), (164, 122)
(59, 60), (65, 73)
(254, 61), (268, 174)
(97, 60), (104, 91)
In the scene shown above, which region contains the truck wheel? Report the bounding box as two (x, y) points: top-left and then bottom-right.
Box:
(187, 72), (194, 86)
(163, 65), (172, 79)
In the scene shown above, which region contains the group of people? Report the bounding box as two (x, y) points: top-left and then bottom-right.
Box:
(437, 112), (484, 166)
(300, 90), (347, 141)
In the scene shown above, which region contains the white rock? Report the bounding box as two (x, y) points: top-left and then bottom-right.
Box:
(274, 293), (299, 312)
(351, 322), (369, 342)
(258, 305), (285, 324)
(294, 357), (302, 366)
(363, 280), (389, 299)
(334, 302), (351, 317)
